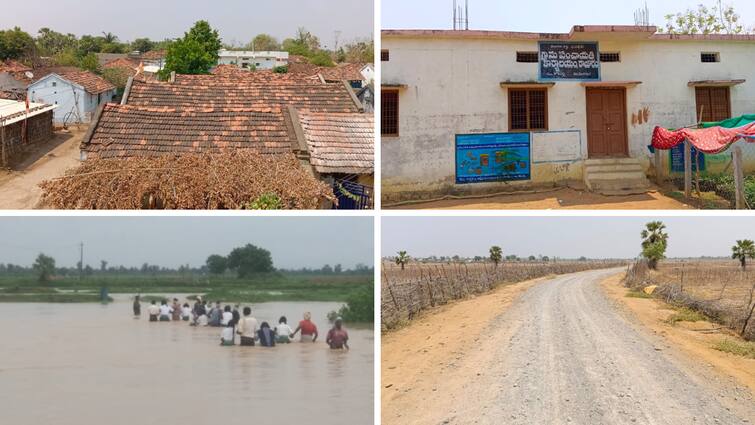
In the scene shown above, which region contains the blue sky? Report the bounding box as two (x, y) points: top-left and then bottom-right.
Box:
(0, 217), (373, 269)
(1, 0), (374, 47)
(383, 217), (754, 259)
(382, 0), (755, 32)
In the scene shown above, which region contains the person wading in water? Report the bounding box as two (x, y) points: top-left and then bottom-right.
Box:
(326, 318), (349, 350)
(291, 312), (318, 343)
(133, 295), (141, 318)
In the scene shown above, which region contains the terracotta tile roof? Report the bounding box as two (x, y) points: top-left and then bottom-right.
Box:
(6, 66), (79, 85)
(288, 55), (309, 64)
(207, 66), (320, 83)
(0, 60), (32, 73)
(103, 57), (141, 71)
(287, 61), (322, 77)
(140, 50), (166, 60)
(320, 63), (367, 82)
(126, 77), (360, 112)
(57, 71), (116, 94)
(82, 104), (296, 159)
(298, 111), (374, 174)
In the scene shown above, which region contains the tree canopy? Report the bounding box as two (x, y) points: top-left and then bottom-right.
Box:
(160, 20), (222, 79)
(641, 221), (668, 269)
(206, 254), (228, 276)
(0, 27), (36, 61)
(732, 239), (755, 270)
(226, 244), (274, 278)
(663, 2), (751, 34)
(247, 33), (280, 51)
(33, 253), (55, 283)
(490, 246), (503, 267)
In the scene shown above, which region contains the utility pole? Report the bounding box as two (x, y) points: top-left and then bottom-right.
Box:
(79, 242), (84, 280)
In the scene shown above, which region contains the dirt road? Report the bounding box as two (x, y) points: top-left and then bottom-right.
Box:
(382, 270), (755, 425)
(0, 129), (83, 209)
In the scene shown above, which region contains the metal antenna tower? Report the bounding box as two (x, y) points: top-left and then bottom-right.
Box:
(634, 2), (650, 26)
(453, 0), (469, 30)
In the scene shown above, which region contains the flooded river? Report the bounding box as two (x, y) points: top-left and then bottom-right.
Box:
(0, 298), (374, 425)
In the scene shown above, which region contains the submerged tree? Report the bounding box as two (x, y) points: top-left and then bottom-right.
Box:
(395, 251), (410, 271)
(33, 253), (55, 283)
(489, 246), (503, 268)
(641, 221), (668, 270)
(732, 239), (755, 270)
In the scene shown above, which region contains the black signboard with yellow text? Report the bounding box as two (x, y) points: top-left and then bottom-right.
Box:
(538, 41), (601, 81)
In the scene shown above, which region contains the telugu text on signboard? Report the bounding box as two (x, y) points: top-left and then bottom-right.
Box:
(455, 133), (531, 184)
(538, 41), (601, 81)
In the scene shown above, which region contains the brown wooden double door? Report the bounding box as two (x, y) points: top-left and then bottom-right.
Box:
(586, 88), (628, 158)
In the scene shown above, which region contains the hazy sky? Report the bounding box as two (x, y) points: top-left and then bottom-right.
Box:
(1, 0), (374, 47)
(0, 217), (373, 269)
(382, 216), (754, 259)
(383, 0), (755, 32)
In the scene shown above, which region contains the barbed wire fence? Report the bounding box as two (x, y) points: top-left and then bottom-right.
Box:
(623, 258), (755, 340)
(381, 259), (627, 330)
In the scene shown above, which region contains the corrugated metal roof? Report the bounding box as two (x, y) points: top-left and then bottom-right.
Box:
(0, 99), (57, 125)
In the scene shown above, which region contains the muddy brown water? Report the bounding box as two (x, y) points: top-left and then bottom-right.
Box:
(0, 297), (374, 425)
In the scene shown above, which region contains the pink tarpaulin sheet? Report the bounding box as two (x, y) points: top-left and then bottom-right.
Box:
(651, 122), (755, 154)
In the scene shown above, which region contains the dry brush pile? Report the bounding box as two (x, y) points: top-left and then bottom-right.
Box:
(39, 152), (335, 210)
(382, 260), (626, 330)
(624, 260), (755, 340)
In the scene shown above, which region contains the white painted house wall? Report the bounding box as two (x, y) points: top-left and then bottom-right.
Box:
(27, 74), (116, 124)
(382, 32), (755, 198)
(361, 64), (375, 84)
(217, 50), (289, 70)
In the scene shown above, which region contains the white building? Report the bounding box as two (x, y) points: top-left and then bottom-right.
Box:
(381, 25), (755, 201)
(217, 50), (289, 70)
(27, 71), (116, 124)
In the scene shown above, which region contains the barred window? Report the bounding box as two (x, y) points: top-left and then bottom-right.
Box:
(701, 52), (720, 63)
(600, 52), (621, 62)
(382, 90), (399, 136)
(508, 88), (548, 131)
(381, 50), (390, 62)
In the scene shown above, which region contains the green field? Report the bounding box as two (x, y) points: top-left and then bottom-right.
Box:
(0, 272), (373, 304)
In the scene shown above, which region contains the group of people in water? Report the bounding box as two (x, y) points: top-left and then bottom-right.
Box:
(132, 295), (349, 350)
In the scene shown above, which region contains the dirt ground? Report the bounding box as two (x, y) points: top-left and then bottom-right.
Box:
(0, 128), (84, 209)
(385, 187), (694, 210)
(601, 274), (755, 394)
(381, 269), (755, 425)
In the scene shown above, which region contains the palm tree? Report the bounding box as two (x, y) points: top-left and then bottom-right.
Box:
(489, 246), (503, 268)
(641, 221), (668, 270)
(102, 32), (118, 44)
(732, 239), (755, 270)
(395, 251), (410, 271)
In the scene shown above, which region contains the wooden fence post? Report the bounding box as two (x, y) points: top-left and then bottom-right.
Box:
(733, 145), (745, 209)
(684, 140), (692, 198)
(654, 148), (663, 185)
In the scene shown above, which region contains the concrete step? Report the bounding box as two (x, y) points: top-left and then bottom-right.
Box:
(585, 164), (644, 174)
(585, 170), (648, 181)
(587, 177), (651, 193)
(585, 157), (640, 166)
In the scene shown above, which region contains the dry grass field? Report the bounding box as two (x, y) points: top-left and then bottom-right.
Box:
(625, 259), (755, 340)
